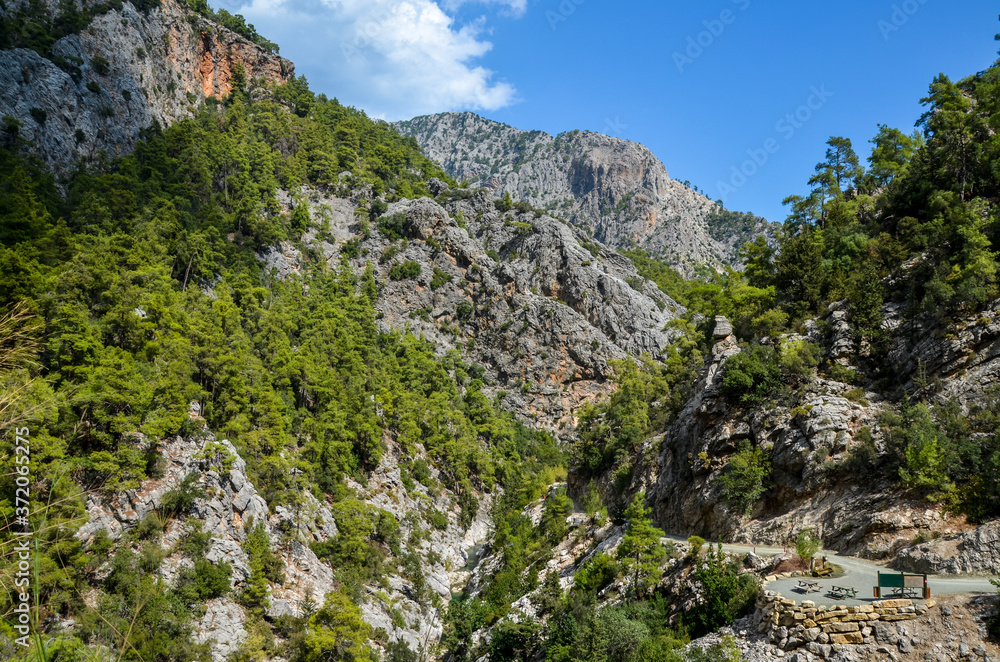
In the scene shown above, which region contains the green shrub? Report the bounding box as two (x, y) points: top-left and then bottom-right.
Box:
(92, 56), (110, 75)
(718, 440), (771, 517)
(162, 473), (206, 517)
(410, 458), (434, 487)
(541, 487), (573, 543)
(456, 301), (474, 321)
(720, 344), (780, 405)
(380, 244), (400, 263)
(178, 520), (213, 556)
(574, 552), (618, 594)
(844, 387), (869, 405)
(430, 267), (453, 290)
(29, 107), (47, 124)
(389, 260), (421, 281)
(136, 512), (167, 540)
(779, 338), (821, 386)
(495, 191), (513, 212)
(837, 426), (878, 475)
(684, 634), (744, 662)
(796, 527), (821, 561)
(617, 492), (667, 599)
(688, 544), (760, 637)
(425, 508), (449, 531)
(580, 240), (601, 258)
(826, 362), (859, 385)
(581, 481), (605, 519)
(987, 579), (1000, 641)
(174, 559), (232, 605)
(341, 238), (361, 259)
(378, 212), (409, 240)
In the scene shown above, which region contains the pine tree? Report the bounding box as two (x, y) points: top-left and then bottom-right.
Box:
(616, 491), (666, 600)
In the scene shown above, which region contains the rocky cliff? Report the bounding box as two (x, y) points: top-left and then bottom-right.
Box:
(0, 0), (292, 173)
(609, 297), (1000, 566)
(396, 112), (773, 276)
(77, 422), (490, 661)
(263, 181), (685, 439)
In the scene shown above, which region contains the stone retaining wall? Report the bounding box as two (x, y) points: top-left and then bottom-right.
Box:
(755, 591), (935, 658)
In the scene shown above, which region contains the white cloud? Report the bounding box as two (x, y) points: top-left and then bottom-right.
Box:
(230, 0), (520, 120)
(440, 0), (528, 18)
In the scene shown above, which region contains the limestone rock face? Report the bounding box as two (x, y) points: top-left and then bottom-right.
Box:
(396, 112), (775, 276)
(195, 598), (248, 662)
(76, 422), (492, 658)
(889, 297), (1000, 404)
(629, 331), (961, 558)
(0, 0), (292, 174)
(896, 520), (1000, 575)
(267, 187), (686, 439)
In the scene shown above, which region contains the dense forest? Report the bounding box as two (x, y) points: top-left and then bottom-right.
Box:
(0, 66), (575, 660)
(2, 6), (1000, 662)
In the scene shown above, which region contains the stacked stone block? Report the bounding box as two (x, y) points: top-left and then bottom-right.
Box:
(755, 591), (934, 658)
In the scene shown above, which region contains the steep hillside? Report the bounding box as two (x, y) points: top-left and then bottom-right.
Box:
(265, 184), (685, 439)
(0, 0), (292, 172)
(396, 112), (772, 276)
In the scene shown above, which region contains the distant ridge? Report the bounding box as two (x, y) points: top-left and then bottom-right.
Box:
(397, 111), (773, 276)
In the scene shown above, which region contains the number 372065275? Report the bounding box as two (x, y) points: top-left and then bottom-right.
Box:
(14, 427), (30, 515)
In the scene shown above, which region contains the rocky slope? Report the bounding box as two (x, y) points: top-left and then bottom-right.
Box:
(896, 521), (1000, 576)
(76, 418), (490, 661)
(396, 112), (773, 276)
(264, 181), (686, 438)
(0, 0), (292, 173)
(600, 297), (1000, 568)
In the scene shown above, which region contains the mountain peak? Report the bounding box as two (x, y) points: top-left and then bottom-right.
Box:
(397, 111), (772, 276)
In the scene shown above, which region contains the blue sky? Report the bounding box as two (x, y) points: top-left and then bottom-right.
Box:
(224, 0), (999, 223)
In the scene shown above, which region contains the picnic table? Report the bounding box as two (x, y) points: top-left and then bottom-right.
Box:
(889, 586), (920, 598)
(828, 585), (858, 599)
(796, 579), (820, 594)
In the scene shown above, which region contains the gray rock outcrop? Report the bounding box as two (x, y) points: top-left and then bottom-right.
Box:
(266, 187), (686, 438)
(0, 0), (292, 174)
(630, 330), (965, 558)
(195, 598), (248, 662)
(896, 520), (1000, 575)
(76, 422), (493, 658)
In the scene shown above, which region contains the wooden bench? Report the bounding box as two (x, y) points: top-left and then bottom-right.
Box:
(828, 585), (857, 599)
(796, 580), (820, 594)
